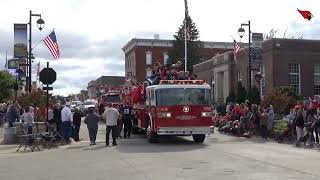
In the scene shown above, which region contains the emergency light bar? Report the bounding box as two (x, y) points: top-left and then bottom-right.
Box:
(159, 80), (204, 85)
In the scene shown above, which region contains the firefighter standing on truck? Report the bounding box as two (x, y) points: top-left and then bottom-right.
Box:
(121, 101), (134, 138)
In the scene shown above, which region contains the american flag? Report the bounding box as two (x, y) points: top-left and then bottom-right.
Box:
(184, 0), (191, 40)
(234, 40), (240, 62)
(43, 31), (60, 59)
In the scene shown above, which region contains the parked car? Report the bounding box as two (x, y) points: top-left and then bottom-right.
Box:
(83, 100), (97, 114)
(71, 101), (81, 112)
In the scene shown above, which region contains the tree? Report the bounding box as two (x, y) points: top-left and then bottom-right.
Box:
(236, 81), (247, 103)
(0, 71), (15, 102)
(226, 92), (236, 103)
(261, 86), (301, 115)
(169, 15), (204, 72)
(264, 28), (304, 40)
(249, 86), (261, 105)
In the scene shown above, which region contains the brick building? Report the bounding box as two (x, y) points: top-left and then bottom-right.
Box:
(122, 36), (235, 83)
(194, 38), (320, 104)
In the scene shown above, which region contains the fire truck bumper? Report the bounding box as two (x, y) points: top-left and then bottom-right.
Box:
(157, 126), (214, 135)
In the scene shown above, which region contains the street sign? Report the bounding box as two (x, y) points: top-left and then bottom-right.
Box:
(251, 33), (263, 64)
(39, 68), (56, 85)
(43, 86), (53, 91)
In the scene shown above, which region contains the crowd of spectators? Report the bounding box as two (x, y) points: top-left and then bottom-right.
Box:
(213, 100), (275, 139)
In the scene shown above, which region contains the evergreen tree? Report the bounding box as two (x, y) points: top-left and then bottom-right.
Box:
(236, 81), (247, 103)
(169, 15), (204, 72)
(249, 86), (261, 105)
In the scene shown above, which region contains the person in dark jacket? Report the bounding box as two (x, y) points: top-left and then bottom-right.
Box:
(84, 108), (99, 145)
(6, 101), (20, 127)
(73, 107), (85, 141)
(295, 109), (305, 146)
(53, 103), (63, 133)
(121, 102), (134, 138)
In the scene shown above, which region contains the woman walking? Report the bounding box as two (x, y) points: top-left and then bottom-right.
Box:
(84, 108), (99, 145)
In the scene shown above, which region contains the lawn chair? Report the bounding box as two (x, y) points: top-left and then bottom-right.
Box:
(16, 124), (41, 152)
(40, 122), (65, 149)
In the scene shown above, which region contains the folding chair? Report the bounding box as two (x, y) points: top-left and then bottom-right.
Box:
(40, 122), (65, 149)
(16, 124), (41, 152)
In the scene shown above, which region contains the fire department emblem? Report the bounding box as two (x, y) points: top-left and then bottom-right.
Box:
(176, 115), (196, 120)
(183, 106), (189, 113)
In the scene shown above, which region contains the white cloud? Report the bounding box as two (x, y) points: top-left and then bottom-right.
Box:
(1, 0), (320, 95)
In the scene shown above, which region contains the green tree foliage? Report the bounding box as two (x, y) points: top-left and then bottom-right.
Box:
(0, 71), (15, 102)
(226, 92), (236, 103)
(236, 81), (247, 103)
(169, 15), (204, 72)
(248, 86), (261, 105)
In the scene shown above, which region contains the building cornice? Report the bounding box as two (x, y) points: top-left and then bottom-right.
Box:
(122, 38), (238, 54)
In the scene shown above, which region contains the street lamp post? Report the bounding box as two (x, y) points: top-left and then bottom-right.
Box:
(238, 20), (251, 99)
(212, 80), (215, 104)
(28, 10), (45, 92)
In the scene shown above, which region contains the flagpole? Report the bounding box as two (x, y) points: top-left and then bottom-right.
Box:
(5, 51), (8, 70)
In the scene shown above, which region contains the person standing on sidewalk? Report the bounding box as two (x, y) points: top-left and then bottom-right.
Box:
(73, 107), (84, 141)
(61, 102), (73, 143)
(260, 109), (269, 139)
(84, 108), (99, 145)
(103, 103), (120, 146)
(6, 101), (20, 127)
(121, 101), (133, 138)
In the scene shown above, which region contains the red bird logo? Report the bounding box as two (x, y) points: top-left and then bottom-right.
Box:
(297, 8), (314, 20)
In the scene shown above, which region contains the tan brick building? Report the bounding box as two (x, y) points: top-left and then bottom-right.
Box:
(194, 38), (320, 104)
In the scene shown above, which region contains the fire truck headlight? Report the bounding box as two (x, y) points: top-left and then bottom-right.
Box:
(157, 112), (172, 118)
(201, 112), (213, 117)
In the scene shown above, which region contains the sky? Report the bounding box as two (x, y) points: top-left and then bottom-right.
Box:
(0, 0), (319, 96)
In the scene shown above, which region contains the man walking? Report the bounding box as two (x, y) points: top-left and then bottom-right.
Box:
(61, 102), (73, 143)
(103, 103), (120, 146)
(6, 101), (20, 127)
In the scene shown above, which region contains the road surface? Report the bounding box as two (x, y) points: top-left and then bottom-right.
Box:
(0, 122), (319, 180)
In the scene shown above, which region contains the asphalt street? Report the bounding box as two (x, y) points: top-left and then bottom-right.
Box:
(0, 121), (320, 180)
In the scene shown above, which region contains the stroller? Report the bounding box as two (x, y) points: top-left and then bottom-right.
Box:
(296, 122), (314, 148)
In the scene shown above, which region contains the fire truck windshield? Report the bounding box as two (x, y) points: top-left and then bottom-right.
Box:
(105, 95), (121, 103)
(156, 88), (211, 106)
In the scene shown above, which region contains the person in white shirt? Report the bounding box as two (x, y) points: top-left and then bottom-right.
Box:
(21, 106), (34, 135)
(61, 102), (73, 143)
(103, 103), (120, 146)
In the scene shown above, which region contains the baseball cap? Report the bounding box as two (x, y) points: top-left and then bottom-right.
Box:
(65, 102), (71, 106)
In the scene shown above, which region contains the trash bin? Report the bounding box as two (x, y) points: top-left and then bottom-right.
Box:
(3, 127), (16, 144)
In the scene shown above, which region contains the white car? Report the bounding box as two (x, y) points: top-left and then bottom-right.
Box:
(83, 100), (97, 113)
(71, 101), (81, 112)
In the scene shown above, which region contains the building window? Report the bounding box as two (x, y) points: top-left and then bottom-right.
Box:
(288, 63), (300, 94)
(237, 71), (242, 82)
(146, 51), (152, 65)
(163, 52), (169, 65)
(314, 64), (320, 95)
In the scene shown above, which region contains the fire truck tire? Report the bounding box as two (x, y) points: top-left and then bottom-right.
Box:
(192, 134), (206, 143)
(147, 125), (158, 143)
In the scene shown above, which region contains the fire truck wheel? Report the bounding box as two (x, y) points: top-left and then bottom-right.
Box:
(147, 124), (158, 143)
(192, 134), (206, 143)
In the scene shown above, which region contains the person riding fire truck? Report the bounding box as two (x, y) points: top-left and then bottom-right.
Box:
(124, 79), (214, 143)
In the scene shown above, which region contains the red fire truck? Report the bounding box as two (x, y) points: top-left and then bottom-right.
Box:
(98, 89), (122, 116)
(131, 80), (214, 143)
